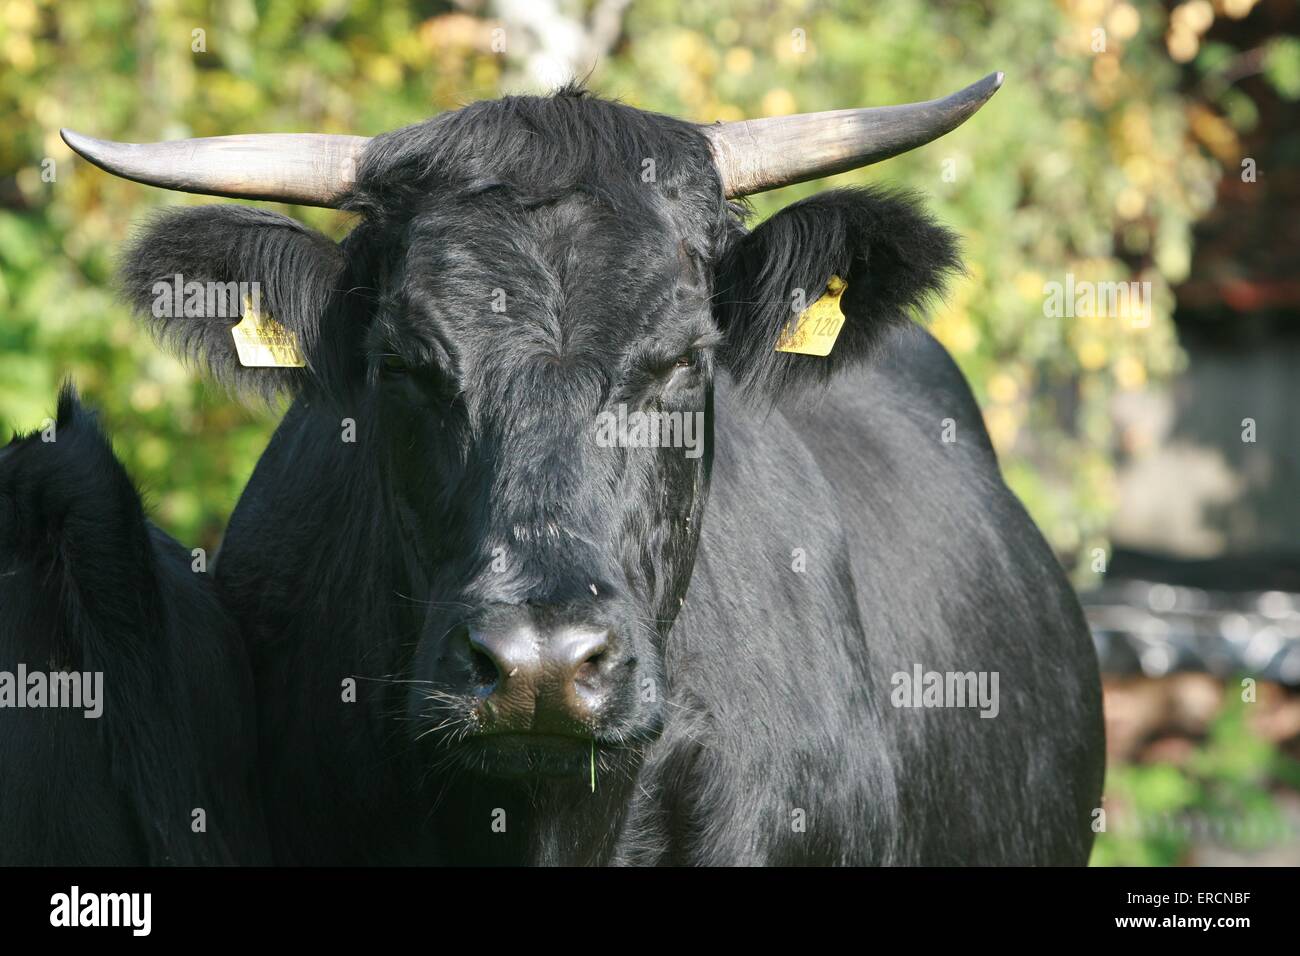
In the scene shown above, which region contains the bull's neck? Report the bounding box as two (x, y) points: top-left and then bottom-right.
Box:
(431, 765), (645, 865)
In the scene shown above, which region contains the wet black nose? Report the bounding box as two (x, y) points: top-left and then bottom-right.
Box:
(467, 622), (615, 733)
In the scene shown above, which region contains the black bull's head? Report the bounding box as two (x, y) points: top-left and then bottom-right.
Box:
(64, 76), (997, 776)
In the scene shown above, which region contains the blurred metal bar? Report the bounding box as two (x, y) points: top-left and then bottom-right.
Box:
(1081, 578), (1300, 685)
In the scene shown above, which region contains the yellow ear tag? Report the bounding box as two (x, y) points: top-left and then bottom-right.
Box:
(775, 275), (847, 356)
(231, 294), (306, 368)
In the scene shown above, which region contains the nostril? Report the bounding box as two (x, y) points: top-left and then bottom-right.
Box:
(570, 636), (613, 692)
(573, 648), (607, 689)
(468, 645), (499, 689)
(458, 626), (499, 690)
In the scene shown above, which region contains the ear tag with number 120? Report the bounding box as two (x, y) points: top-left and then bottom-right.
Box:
(231, 294), (306, 368)
(775, 275), (847, 356)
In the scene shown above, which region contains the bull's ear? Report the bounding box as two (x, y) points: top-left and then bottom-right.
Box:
(117, 205), (345, 398)
(712, 187), (961, 400)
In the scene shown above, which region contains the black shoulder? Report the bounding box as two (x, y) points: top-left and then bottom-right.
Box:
(1, 384), (162, 635)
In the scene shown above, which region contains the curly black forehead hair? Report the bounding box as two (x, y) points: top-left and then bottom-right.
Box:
(345, 84), (739, 258)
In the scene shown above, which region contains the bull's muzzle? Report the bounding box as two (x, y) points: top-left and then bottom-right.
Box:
(464, 619), (618, 736)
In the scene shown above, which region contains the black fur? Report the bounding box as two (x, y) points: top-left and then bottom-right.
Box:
(99, 87), (1099, 864)
(0, 387), (268, 864)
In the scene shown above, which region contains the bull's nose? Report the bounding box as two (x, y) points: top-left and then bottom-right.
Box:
(467, 624), (614, 732)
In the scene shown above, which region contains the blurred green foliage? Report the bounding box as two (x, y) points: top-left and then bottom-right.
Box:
(1093, 691), (1300, 865)
(0, 0), (1249, 564)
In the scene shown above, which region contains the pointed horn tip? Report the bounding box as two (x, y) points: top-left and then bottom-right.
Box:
(60, 128), (105, 163)
(59, 129), (126, 178)
(955, 72), (1003, 117)
(978, 72), (1003, 102)
(59, 128), (85, 151)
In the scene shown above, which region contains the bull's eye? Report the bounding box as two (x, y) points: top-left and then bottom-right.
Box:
(661, 349), (703, 392)
(380, 353), (409, 375)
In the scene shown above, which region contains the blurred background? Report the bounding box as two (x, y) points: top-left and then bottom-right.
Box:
(0, 0), (1297, 865)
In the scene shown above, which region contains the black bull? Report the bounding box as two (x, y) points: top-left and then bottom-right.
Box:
(1, 87), (1103, 865)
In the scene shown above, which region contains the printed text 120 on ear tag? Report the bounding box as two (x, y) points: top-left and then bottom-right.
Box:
(775, 275), (847, 356)
(231, 294), (306, 368)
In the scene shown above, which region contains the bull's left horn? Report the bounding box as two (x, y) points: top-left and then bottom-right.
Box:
(704, 72), (1004, 198)
(59, 130), (370, 207)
